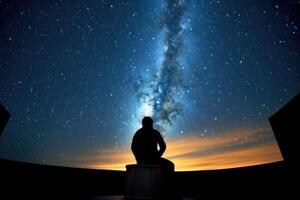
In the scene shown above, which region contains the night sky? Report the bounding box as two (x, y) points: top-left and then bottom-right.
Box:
(0, 0), (299, 171)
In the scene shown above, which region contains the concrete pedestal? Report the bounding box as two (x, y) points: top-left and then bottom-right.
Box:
(125, 164), (173, 200)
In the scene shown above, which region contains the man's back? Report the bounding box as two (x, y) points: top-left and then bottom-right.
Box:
(131, 127), (165, 163)
(131, 117), (174, 171)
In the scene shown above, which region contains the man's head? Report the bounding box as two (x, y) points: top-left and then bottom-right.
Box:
(142, 116), (153, 128)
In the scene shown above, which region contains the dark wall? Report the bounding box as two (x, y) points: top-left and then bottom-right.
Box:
(269, 93), (300, 169)
(0, 159), (294, 200)
(174, 161), (292, 199)
(0, 103), (10, 136)
(0, 159), (125, 200)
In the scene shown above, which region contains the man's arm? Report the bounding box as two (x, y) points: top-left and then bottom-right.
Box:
(157, 132), (166, 157)
(131, 134), (138, 157)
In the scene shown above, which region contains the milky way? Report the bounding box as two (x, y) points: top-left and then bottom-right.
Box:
(134, 0), (188, 130)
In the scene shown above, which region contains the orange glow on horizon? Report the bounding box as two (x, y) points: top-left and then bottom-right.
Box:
(70, 127), (283, 171)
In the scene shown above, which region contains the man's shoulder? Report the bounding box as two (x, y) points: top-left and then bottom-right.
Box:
(136, 128), (143, 133)
(135, 128), (161, 136)
(134, 128), (143, 136)
(152, 129), (162, 136)
(152, 128), (159, 133)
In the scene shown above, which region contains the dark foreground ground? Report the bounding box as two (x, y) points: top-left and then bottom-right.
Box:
(0, 158), (296, 200)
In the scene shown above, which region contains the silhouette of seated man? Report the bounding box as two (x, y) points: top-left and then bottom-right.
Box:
(131, 116), (174, 171)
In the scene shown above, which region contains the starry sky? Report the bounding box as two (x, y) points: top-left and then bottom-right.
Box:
(0, 0), (299, 171)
